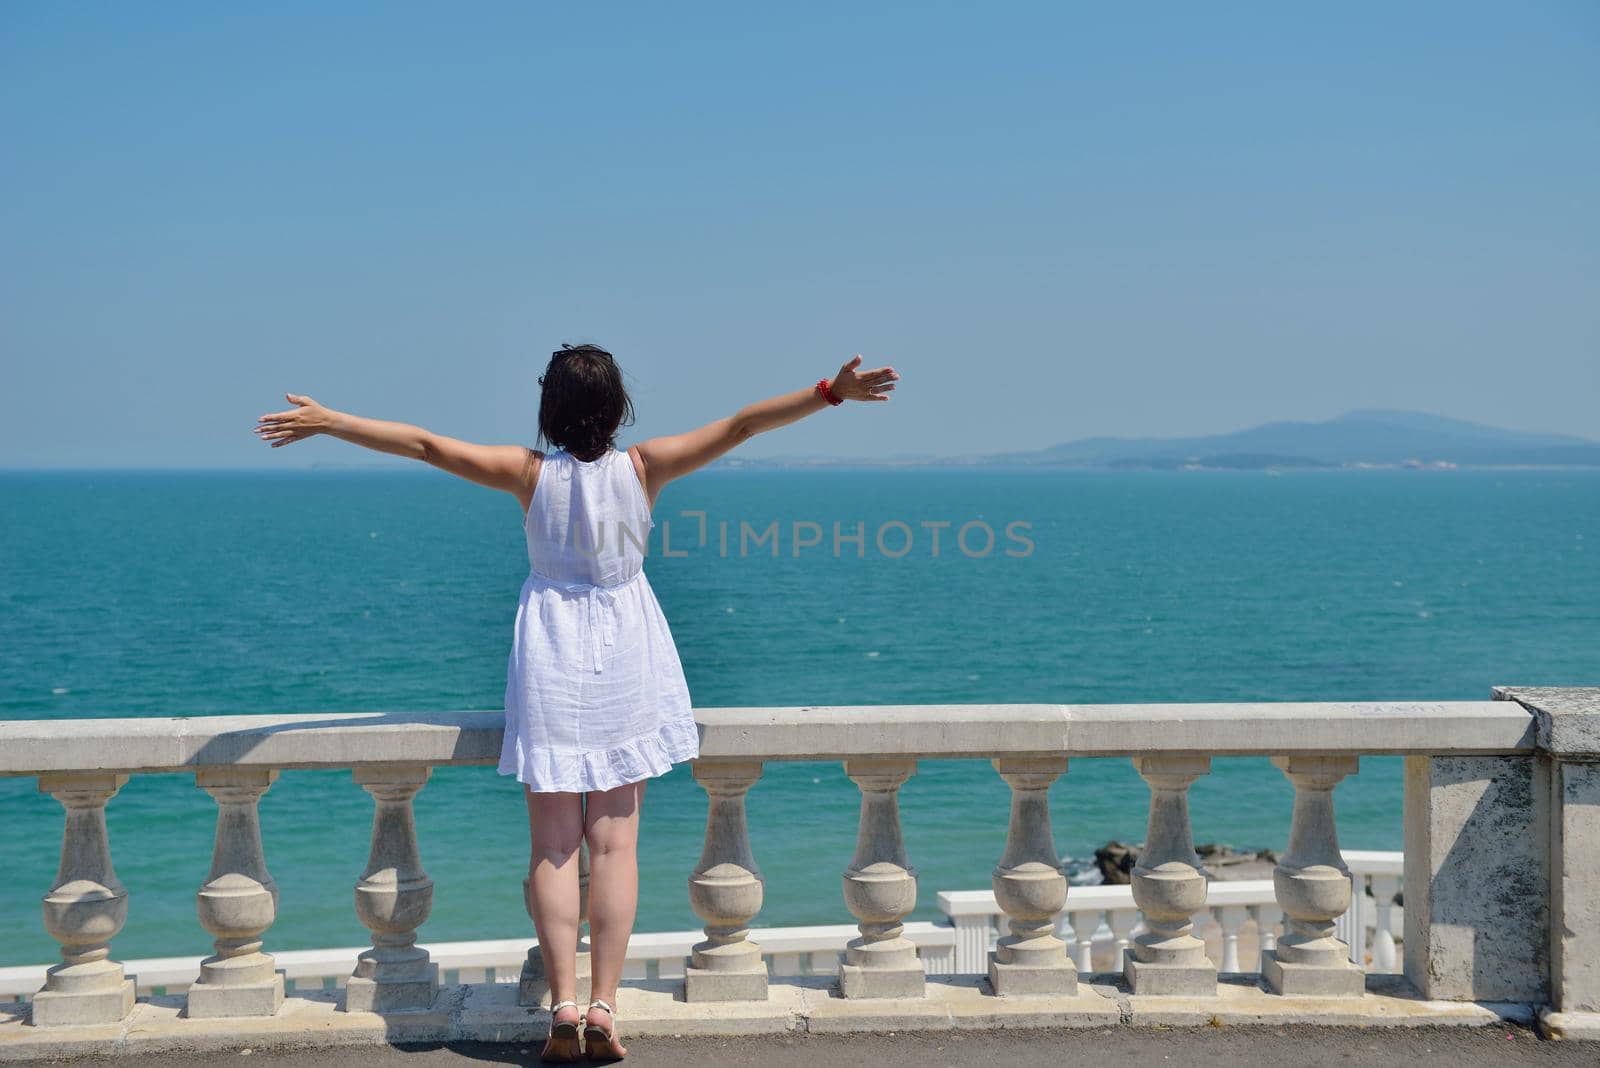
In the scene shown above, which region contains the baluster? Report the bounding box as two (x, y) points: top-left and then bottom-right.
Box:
(1215, 905), (1249, 973)
(343, 764), (439, 1013)
(1108, 909), (1139, 973)
(1251, 903), (1282, 969)
(1124, 756), (1216, 995)
(186, 767), (284, 1017)
(988, 757), (1075, 994)
(685, 759), (768, 1001)
(30, 773), (137, 1026)
(1262, 755), (1364, 996)
(518, 841), (591, 1005)
(1072, 910), (1100, 975)
(1335, 872), (1365, 964)
(839, 758), (924, 998)
(1371, 874), (1399, 972)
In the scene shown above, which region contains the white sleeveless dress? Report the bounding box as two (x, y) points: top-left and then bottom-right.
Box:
(496, 448), (698, 792)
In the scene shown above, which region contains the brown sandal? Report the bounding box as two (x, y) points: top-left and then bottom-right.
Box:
(584, 998), (626, 1061)
(541, 999), (582, 1063)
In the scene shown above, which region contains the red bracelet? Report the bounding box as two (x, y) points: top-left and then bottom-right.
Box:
(815, 378), (843, 406)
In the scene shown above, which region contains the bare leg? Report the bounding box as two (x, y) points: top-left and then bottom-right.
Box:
(584, 780), (643, 1054)
(526, 787), (584, 1030)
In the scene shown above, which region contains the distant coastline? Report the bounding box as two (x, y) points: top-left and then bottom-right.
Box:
(709, 458), (1600, 472)
(715, 408), (1600, 472)
(5, 409), (1597, 474)
(711, 457), (1600, 472)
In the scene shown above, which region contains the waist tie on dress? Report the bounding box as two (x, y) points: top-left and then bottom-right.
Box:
(528, 569), (643, 674)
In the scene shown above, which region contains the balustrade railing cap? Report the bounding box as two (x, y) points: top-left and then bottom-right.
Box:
(1059, 701), (1531, 756)
(0, 700), (1540, 777)
(694, 704), (1069, 759)
(1493, 686), (1600, 757)
(0, 710), (506, 776)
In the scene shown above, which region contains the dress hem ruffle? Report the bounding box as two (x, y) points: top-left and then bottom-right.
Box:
(496, 713), (699, 793)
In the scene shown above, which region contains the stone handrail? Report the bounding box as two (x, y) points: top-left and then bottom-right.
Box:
(0, 701), (1538, 776)
(4, 689), (1597, 1044)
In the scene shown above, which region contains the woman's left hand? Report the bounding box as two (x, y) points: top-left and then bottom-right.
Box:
(829, 354), (899, 402)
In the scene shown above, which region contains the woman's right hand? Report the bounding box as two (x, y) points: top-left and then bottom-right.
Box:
(255, 393), (337, 448)
(828, 354), (898, 402)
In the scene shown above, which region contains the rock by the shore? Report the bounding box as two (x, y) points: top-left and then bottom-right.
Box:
(1094, 840), (1140, 884)
(1093, 840), (1279, 884)
(1197, 841), (1279, 881)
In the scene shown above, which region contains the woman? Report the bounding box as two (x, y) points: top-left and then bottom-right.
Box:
(255, 345), (898, 1060)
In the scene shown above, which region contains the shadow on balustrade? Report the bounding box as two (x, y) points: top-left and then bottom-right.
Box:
(183, 710), (500, 768)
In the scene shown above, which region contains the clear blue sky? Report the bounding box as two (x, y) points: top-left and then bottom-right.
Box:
(2, 1), (1596, 467)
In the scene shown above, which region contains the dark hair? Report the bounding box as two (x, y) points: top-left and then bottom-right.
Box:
(537, 343), (635, 462)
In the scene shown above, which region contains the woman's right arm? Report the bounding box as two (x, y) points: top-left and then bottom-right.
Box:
(255, 393), (539, 503)
(631, 355), (897, 505)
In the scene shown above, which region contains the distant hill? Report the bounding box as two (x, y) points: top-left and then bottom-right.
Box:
(712, 409), (1600, 471)
(980, 409), (1600, 470)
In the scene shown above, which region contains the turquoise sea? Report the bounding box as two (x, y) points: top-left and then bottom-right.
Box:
(2, 467), (1596, 968)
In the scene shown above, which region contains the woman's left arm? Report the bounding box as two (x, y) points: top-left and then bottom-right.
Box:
(255, 393), (537, 498)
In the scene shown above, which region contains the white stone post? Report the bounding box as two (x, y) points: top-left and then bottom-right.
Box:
(1108, 908), (1138, 967)
(949, 914), (991, 975)
(186, 767), (285, 1018)
(988, 756), (1075, 995)
(1070, 911), (1100, 975)
(344, 764), (439, 1013)
(517, 841), (591, 1006)
(1494, 686), (1600, 1039)
(685, 759), (768, 1002)
(1263, 755), (1364, 996)
(1251, 903), (1282, 969)
(839, 758), (924, 998)
(1123, 755), (1216, 995)
(1370, 875), (1399, 972)
(1547, 756), (1600, 1037)
(1215, 905), (1249, 973)
(29, 773), (137, 1027)
(1402, 752), (1547, 1003)
(1342, 873), (1369, 965)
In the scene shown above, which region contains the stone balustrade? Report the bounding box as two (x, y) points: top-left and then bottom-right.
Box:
(2, 688), (1597, 1046)
(2, 866), (1404, 1001)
